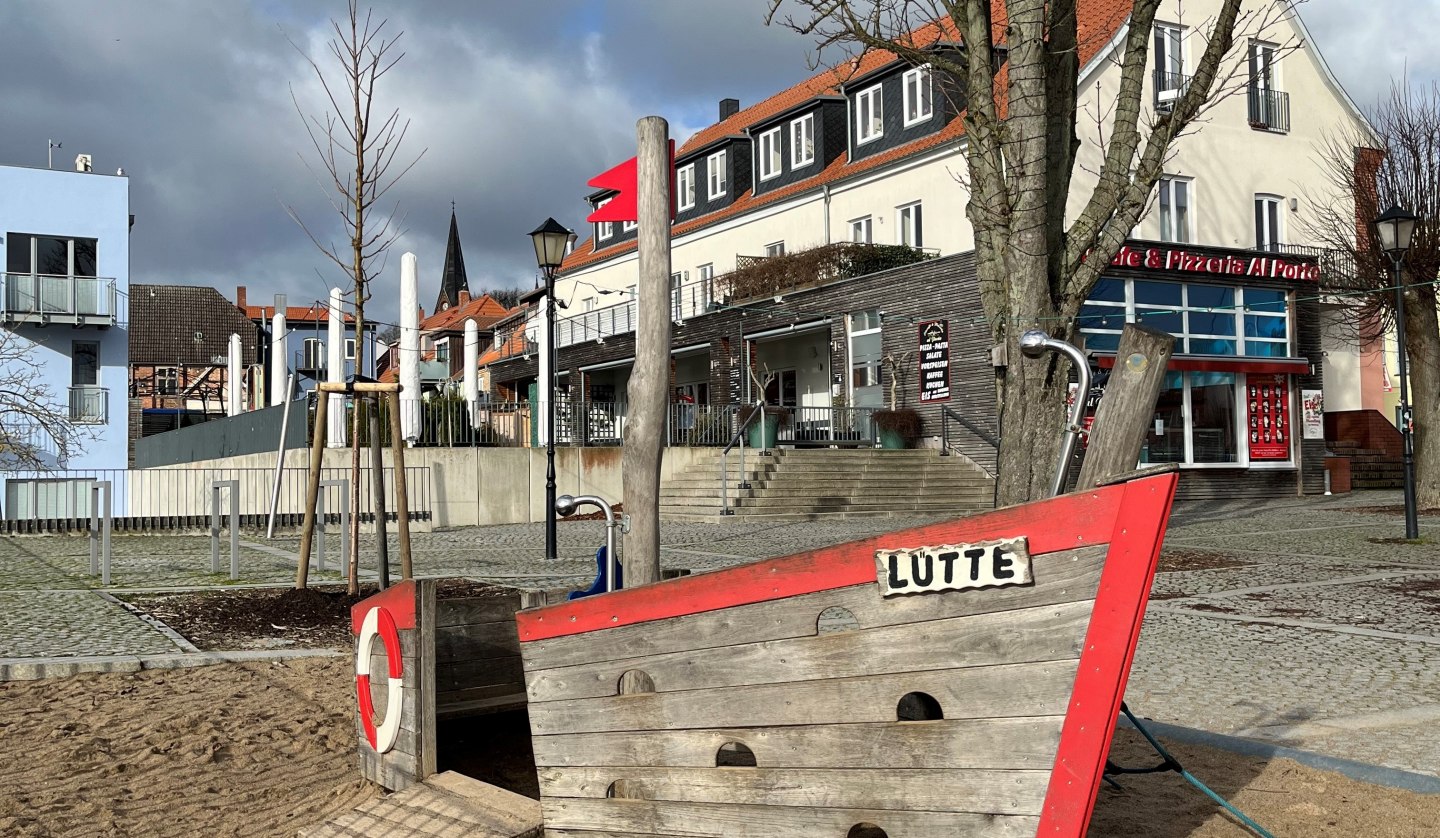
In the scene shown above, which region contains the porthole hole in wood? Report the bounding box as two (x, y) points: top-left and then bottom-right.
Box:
(816, 605), (860, 635)
(606, 780), (641, 799)
(847, 823), (888, 838)
(617, 669), (655, 696)
(896, 691), (943, 722)
(715, 741), (757, 767)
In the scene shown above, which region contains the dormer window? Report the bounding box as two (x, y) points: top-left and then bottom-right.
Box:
(856, 84), (883, 144)
(596, 197), (613, 240)
(791, 114), (815, 167)
(758, 127), (782, 181)
(707, 150), (728, 199)
(677, 164), (696, 211)
(903, 65), (933, 126)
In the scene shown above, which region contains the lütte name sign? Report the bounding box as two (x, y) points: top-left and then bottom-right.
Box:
(877, 537), (1033, 596)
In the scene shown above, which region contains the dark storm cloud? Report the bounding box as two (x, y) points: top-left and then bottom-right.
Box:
(0, 0), (1427, 326)
(0, 0), (808, 323)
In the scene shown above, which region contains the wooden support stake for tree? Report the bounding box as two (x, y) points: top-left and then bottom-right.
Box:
(621, 115), (670, 588)
(368, 397), (390, 590)
(387, 389), (414, 579)
(296, 392), (328, 589)
(1075, 323), (1176, 489)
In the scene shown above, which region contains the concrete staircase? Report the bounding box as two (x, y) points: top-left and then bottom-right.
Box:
(660, 448), (995, 522)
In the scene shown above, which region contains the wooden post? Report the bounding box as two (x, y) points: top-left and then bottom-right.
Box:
(621, 116), (670, 587)
(296, 391), (328, 589)
(1075, 323), (1176, 489)
(387, 389), (414, 579)
(368, 397), (390, 590)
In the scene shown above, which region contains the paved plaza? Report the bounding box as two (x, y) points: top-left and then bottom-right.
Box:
(1, 491), (1438, 776)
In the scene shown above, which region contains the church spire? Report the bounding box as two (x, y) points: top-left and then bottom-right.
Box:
(435, 207), (470, 312)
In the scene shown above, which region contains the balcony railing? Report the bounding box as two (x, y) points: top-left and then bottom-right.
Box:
(69, 386), (108, 424)
(2, 273), (120, 326)
(556, 273), (718, 349)
(1153, 69), (1190, 112)
(1248, 86), (1290, 133)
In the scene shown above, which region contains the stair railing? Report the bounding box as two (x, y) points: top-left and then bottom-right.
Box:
(720, 402), (766, 516)
(939, 405), (999, 477)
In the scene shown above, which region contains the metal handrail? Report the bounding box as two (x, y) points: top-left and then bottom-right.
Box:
(720, 402), (766, 516)
(939, 405), (999, 476)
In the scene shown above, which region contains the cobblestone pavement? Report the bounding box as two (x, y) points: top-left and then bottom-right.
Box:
(3, 491), (1440, 775)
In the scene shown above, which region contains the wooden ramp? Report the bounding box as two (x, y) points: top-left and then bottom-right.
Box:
(299, 772), (543, 838)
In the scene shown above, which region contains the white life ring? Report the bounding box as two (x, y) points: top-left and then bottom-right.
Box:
(355, 605), (404, 754)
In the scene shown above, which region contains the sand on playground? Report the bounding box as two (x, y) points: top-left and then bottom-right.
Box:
(0, 655), (1438, 837)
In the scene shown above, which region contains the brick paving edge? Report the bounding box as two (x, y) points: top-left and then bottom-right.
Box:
(0, 648), (345, 682)
(1119, 715), (1440, 792)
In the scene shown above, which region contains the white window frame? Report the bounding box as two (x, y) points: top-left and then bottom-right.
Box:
(758, 126), (783, 181)
(897, 201), (923, 248)
(677, 164), (695, 211)
(1157, 175), (1193, 244)
(903, 65), (934, 127)
(622, 218), (637, 233)
(791, 113), (815, 167)
(1154, 22), (1186, 104)
(764, 241), (786, 257)
(856, 84), (884, 145)
(344, 338), (356, 361)
(707, 150), (727, 199)
(1255, 194), (1283, 251)
(850, 216), (873, 244)
(596, 197), (613, 240)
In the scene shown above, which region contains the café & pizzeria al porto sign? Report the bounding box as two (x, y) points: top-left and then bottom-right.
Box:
(1108, 244), (1321, 282)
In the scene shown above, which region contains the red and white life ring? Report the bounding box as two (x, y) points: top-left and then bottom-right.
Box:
(355, 605), (404, 754)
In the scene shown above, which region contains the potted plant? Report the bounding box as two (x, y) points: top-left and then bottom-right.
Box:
(745, 364), (791, 449)
(873, 352), (921, 449)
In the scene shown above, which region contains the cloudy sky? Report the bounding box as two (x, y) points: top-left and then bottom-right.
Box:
(0, 1), (1429, 323)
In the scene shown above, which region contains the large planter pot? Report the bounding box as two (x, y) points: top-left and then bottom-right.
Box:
(747, 414), (781, 449)
(878, 428), (908, 449)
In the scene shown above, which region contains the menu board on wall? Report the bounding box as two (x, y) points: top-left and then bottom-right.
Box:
(918, 320), (951, 403)
(1247, 375), (1291, 460)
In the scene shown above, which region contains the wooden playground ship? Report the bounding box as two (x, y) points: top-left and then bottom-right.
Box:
(512, 469), (1179, 837)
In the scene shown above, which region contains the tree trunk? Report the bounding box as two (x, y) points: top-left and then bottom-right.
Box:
(1404, 283), (1440, 510)
(995, 343), (1071, 505)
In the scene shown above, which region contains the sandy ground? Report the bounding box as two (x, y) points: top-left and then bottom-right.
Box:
(1, 656), (1438, 837)
(0, 658), (376, 837)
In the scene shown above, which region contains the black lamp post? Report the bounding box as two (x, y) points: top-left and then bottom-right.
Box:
(1375, 204), (1420, 539)
(526, 217), (576, 561)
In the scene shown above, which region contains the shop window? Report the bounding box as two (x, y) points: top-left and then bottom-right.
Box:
(1081, 279), (1289, 358)
(1143, 371), (1240, 466)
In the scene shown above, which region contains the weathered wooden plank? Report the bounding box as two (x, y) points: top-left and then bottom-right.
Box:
(435, 692), (529, 721)
(420, 579), (439, 779)
(368, 651), (422, 689)
(523, 545), (1106, 671)
(540, 798), (1040, 837)
(435, 595), (525, 627)
(528, 659), (1078, 735)
(518, 489), (1124, 642)
(437, 620), (523, 661)
(426, 771), (545, 833)
(437, 655), (526, 692)
(545, 831), (691, 838)
(1076, 323), (1176, 490)
(526, 600), (1090, 703)
(530, 716), (1064, 770)
(540, 766), (1049, 815)
(437, 682), (531, 709)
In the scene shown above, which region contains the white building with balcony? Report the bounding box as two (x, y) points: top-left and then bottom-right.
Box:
(0, 160), (130, 489)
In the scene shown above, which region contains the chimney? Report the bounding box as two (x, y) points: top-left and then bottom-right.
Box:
(458, 290), (470, 306)
(236, 285), (247, 310)
(1354, 146), (1386, 251)
(719, 98), (740, 121)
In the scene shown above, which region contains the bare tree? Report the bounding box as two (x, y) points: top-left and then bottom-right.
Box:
(1305, 83), (1440, 508)
(286, 1), (424, 591)
(0, 329), (96, 472)
(769, 0), (1289, 503)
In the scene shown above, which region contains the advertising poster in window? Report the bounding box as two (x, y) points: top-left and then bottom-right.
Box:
(1301, 389), (1324, 440)
(918, 319), (950, 403)
(1247, 374), (1291, 460)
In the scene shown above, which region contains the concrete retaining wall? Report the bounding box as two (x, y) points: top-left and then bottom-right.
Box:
(161, 446), (711, 529)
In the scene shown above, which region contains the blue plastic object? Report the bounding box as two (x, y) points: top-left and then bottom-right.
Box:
(567, 546), (622, 600)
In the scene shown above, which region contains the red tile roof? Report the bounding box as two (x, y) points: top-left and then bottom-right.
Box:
(243, 303), (354, 324)
(562, 1), (1131, 274)
(420, 293), (513, 333)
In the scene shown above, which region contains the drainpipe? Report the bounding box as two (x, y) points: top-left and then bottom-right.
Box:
(822, 184), (832, 245)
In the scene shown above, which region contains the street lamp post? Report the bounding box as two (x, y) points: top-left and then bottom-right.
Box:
(527, 218), (578, 561)
(1375, 204), (1420, 539)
